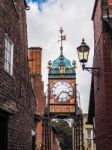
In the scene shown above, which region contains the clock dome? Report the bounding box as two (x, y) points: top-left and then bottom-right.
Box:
(48, 27), (76, 76)
(52, 52), (72, 69)
(48, 50), (75, 75)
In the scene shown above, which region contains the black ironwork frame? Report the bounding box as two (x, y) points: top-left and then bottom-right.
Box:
(82, 64), (99, 77)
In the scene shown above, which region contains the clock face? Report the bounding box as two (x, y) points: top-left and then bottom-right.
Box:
(51, 81), (73, 102)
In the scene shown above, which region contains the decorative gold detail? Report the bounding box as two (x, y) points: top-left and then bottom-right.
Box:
(58, 27), (66, 51)
(50, 99), (54, 103)
(70, 99), (74, 103)
(60, 65), (65, 74)
(48, 60), (52, 71)
(72, 60), (77, 71)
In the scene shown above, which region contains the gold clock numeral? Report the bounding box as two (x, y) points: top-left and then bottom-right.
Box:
(70, 99), (74, 103)
(50, 99), (54, 103)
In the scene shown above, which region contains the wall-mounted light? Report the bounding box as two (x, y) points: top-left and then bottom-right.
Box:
(77, 39), (99, 77)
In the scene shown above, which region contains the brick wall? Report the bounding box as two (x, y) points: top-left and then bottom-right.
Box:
(92, 0), (112, 149)
(92, 0), (102, 47)
(34, 75), (45, 150)
(108, 0), (112, 4)
(28, 47), (46, 150)
(0, 0), (37, 150)
(28, 47), (42, 74)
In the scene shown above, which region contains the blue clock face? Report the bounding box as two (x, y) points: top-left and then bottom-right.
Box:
(51, 81), (73, 102)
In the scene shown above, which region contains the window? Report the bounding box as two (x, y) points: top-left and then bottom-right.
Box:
(87, 128), (92, 148)
(4, 35), (14, 75)
(87, 139), (92, 148)
(87, 128), (92, 139)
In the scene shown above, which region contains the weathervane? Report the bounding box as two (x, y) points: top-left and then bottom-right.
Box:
(58, 27), (66, 52)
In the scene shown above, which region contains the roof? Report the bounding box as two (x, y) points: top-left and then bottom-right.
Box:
(50, 50), (74, 75)
(52, 53), (72, 69)
(29, 47), (42, 51)
(92, 0), (98, 20)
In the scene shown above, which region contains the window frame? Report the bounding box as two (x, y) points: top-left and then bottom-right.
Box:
(86, 128), (93, 148)
(87, 128), (92, 139)
(87, 139), (92, 148)
(4, 34), (14, 76)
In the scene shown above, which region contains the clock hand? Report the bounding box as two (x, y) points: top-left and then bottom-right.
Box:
(56, 91), (63, 99)
(62, 91), (70, 95)
(63, 91), (69, 94)
(56, 91), (70, 100)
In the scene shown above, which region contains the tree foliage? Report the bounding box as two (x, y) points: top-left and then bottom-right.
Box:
(51, 119), (73, 150)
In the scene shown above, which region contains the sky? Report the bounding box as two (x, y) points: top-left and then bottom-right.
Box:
(26, 0), (95, 113)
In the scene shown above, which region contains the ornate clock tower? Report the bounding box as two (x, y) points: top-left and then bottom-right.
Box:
(43, 28), (84, 150)
(48, 27), (76, 117)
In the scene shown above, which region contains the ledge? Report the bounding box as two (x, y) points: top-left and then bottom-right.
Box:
(0, 100), (17, 115)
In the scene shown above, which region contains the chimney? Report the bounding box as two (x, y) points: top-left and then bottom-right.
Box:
(28, 47), (42, 76)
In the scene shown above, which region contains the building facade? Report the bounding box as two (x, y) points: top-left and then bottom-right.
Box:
(0, 0), (37, 150)
(83, 114), (94, 150)
(28, 47), (46, 150)
(88, 0), (112, 150)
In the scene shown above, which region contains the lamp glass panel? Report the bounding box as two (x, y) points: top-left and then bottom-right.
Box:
(78, 51), (84, 63)
(78, 51), (88, 63)
(83, 51), (89, 62)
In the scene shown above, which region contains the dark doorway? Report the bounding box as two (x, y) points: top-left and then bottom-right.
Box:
(0, 111), (8, 150)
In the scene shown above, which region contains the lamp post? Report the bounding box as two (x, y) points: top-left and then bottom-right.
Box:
(77, 39), (99, 77)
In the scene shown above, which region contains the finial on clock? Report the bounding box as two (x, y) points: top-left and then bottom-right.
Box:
(58, 27), (66, 52)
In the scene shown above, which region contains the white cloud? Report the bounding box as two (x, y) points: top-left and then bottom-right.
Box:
(26, 0), (95, 113)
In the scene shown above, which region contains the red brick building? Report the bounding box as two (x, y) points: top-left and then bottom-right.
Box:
(28, 47), (46, 150)
(88, 0), (112, 150)
(0, 0), (37, 150)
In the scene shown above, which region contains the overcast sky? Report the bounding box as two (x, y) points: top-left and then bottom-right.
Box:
(26, 0), (95, 113)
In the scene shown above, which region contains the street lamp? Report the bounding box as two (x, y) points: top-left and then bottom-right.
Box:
(77, 38), (99, 77)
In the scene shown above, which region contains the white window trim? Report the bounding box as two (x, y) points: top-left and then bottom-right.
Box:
(4, 34), (14, 75)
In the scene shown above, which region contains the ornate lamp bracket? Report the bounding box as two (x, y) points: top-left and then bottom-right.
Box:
(82, 64), (99, 77)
